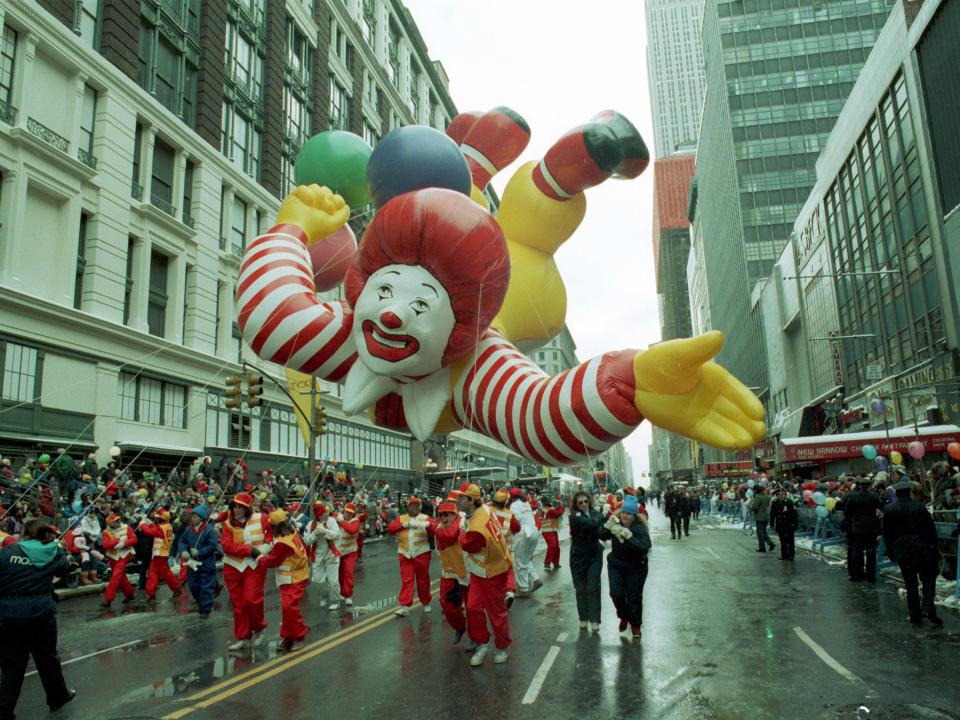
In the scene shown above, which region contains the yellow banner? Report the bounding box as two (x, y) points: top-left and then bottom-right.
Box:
(284, 368), (321, 450)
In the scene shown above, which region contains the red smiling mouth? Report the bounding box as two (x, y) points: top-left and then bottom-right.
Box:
(362, 320), (421, 362)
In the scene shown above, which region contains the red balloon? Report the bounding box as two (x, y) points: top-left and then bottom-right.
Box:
(308, 224), (357, 292)
(948, 442), (960, 461)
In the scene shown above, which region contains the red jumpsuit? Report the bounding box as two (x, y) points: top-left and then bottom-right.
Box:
(386, 513), (435, 607)
(101, 525), (137, 602)
(541, 506), (564, 569)
(435, 519), (468, 633)
(140, 522), (181, 597)
(337, 515), (361, 599)
(492, 508), (521, 595)
(220, 513), (273, 640)
(261, 535), (310, 641)
(460, 509), (512, 650)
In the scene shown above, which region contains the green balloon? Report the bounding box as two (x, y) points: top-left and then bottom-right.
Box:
(294, 131), (373, 209)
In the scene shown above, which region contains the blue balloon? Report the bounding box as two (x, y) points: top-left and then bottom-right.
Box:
(815, 506), (829, 518)
(366, 125), (472, 209)
(813, 491), (826, 506)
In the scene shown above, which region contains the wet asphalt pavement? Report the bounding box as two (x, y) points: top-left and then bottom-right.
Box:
(13, 511), (960, 720)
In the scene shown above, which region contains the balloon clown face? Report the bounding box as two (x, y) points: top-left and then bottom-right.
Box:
(351, 263), (455, 377)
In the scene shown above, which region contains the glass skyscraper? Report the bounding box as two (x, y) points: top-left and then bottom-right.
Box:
(695, 0), (895, 393)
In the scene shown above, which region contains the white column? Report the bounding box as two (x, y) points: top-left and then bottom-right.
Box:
(221, 186), (235, 248)
(13, 33), (37, 128)
(217, 278), (233, 359)
(68, 71), (88, 154)
(166, 253), (186, 343)
(128, 235), (152, 333)
(0, 169), (21, 287)
(245, 199), (257, 251)
(172, 150), (186, 221)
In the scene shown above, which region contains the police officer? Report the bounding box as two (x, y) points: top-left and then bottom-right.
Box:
(882, 480), (943, 627)
(0, 519), (76, 719)
(843, 476), (883, 582)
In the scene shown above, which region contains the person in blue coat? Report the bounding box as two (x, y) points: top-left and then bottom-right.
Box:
(176, 506), (219, 619)
(599, 495), (652, 639)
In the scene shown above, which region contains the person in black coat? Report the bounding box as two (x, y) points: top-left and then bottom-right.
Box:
(0, 520), (76, 719)
(770, 487), (799, 560)
(883, 481), (943, 627)
(680, 490), (693, 537)
(599, 495), (652, 638)
(568, 490), (604, 632)
(844, 477), (883, 582)
(665, 487), (685, 540)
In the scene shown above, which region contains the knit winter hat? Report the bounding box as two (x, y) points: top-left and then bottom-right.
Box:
(622, 496), (639, 516)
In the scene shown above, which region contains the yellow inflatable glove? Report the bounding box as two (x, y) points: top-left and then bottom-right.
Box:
(632, 332), (767, 451)
(276, 184), (350, 246)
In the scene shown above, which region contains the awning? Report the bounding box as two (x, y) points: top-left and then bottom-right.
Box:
(116, 441), (205, 457)
(0, 432), (97, 449)
(770, 407), (804, 439)
(778, 424), (960, 463)
(808, 385), (843, 408)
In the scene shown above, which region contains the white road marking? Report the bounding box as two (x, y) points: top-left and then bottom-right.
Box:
(705, 547), (720, 560)
(522, 646), (561, 704)
(27, 640), (142, 676)
(793, 626), (872, 691)
(556, 632), (568, 642)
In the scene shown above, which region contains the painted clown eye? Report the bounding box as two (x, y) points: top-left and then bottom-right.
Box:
(377, 285), (393, 300)
(410, 299), (429, 314)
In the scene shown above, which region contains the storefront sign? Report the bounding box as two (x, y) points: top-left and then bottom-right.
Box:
(828, 330), (844, 387)
(779, 431), (960, 463)
(704, 461), (753, 477)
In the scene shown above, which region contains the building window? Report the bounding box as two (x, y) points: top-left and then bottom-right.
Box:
(286, 19), (310, 83)
(409, 68), (420, 119)
(148, 251), (168, 337)
(387, 22), (400, 88)
(151, 139), (175, 211)
(138, 4), (200, 124)
(231, 197), (248, 254)
(221, 104), (261, 179)
(214, 280), (222, 353)
(362, 0), (376, 49)
(79, 84), (97, 156)
(329, 76), (349, 130)
(362, 122), (378, 148)
(74, 214), (88, 310)
(0, 25), (16, 111)
(1, 342), (38, 403)
(120, 371), (187, 428)
(124, 236), (135, 325)
(182, 160), (194, 225)
(74, 0), (101, 49)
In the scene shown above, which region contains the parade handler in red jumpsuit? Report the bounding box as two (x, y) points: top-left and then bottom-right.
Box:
(100, 514), (137, 607)
(541, 498), (564, 571)
(259, 509), (310, 653)
(386, 497), (435, 616)
(435, 500), (469, 644)
(457, 484), (513, 667)
(220, 492), (273, 651)
(139, 509), (181, 602)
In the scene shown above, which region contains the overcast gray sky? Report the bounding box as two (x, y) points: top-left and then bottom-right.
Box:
(403, 0), (659, 480)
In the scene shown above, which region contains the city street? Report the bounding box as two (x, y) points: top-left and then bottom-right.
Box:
(14, 511), (960, 720)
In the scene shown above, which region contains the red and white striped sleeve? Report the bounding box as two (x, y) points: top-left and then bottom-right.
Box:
(235, 224), (357, 381)
(451, 330), (644, 465)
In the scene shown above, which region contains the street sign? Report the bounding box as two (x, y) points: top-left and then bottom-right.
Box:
(866, 363), (883, 381)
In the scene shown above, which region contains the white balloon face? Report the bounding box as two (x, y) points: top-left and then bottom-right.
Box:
(352, 264), (456, 377)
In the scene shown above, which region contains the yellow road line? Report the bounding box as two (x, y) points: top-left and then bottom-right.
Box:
(163, 607), (416, 719)
(176, 580), (440, 706)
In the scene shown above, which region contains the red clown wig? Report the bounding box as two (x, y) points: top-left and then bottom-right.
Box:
(344, 188), (510, 366)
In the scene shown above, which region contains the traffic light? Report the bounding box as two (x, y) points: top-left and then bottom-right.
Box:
(315, 405), (328, 435)
(225, 374), (243, 409)
(246, 373), (264, 407)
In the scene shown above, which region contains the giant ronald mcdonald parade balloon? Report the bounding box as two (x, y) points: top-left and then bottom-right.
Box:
(236, 108), (766, 465)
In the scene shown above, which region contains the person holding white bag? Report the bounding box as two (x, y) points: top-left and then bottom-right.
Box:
(302, 503), (341, 611)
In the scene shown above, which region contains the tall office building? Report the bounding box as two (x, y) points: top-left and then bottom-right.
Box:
(695, 0), (895, 396)
(645, 0), (706, 158)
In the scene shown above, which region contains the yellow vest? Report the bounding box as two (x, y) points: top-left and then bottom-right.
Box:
(397, 513), (431, 559)
(463, 505), (512, 579)
(151, 523), (173, 558)
(438, 536), (467, 582)
(542, 513), (560, 532)
(224, 513), (270, 571)
(104, 526), (134, 561)
(275, 535), (310, 586)
(492, 507), (515, 549)
(338, 516), (360, 555)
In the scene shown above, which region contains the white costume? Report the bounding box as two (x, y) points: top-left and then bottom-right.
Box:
(510, 499), (540, 593)
(304, 514), (341, 607)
